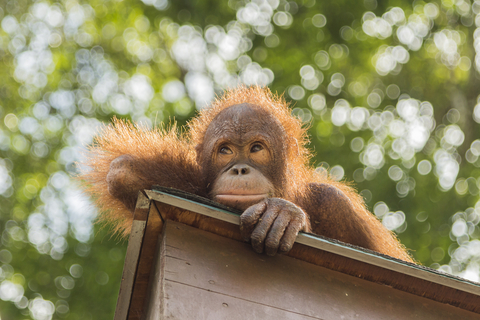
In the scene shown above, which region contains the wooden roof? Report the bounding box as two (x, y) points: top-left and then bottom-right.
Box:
(114, 187), (480, 319)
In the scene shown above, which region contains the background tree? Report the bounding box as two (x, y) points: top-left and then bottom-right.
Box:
(1, 0), (480, 318)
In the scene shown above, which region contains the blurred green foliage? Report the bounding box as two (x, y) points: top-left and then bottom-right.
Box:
(1, 0), (480, 318)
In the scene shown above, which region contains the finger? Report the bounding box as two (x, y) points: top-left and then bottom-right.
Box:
(264, 211), (290, 256)
(279, 219), (303, 254)
(240, 201), (267, 241)
(250, 206), (280, 254)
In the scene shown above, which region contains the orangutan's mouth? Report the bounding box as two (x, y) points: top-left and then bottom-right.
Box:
(214, 193), (269, 210)
(215, 194), (268, 203)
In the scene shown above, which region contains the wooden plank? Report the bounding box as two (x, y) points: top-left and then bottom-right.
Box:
(142, 221), (166, 320)
(145, 190), (240, 225)
(294, 233), (480, 294)
(145, 189), (480, 314)
(126, 199), (163, 320)
(146, 189), (479, 292)
(114, 192), (149, 320)
(156, 221), (480, 320)
(162, 282), (321, 320)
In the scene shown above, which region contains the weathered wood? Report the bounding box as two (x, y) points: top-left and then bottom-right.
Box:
(145, 189), (240, 225)
(117, 189), (480, 318)
(146, 221), (480, 320)
(126, 200), (163, 320)
(114, 192), (149, 320)
(142, 221), (166, 320)
(145, 189), (480, 314)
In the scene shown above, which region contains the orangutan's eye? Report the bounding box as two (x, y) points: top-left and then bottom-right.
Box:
(219, 146), (233, 154)
(250, 144), (264, 153)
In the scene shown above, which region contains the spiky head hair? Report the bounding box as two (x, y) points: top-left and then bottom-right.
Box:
(188, 86), (314, 199)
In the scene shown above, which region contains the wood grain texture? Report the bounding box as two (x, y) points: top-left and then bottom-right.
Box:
(144, 191), (480, 314)
(153, 221), (479, 320)
(142, 219), (166, 320)
(119, 193), (480, 318)
(114, 192), (149, 320)
(126, 201), (163, 320)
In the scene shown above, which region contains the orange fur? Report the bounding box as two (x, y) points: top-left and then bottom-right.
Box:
(79, 85), (412, 262)
(80, 121), (198, 236)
